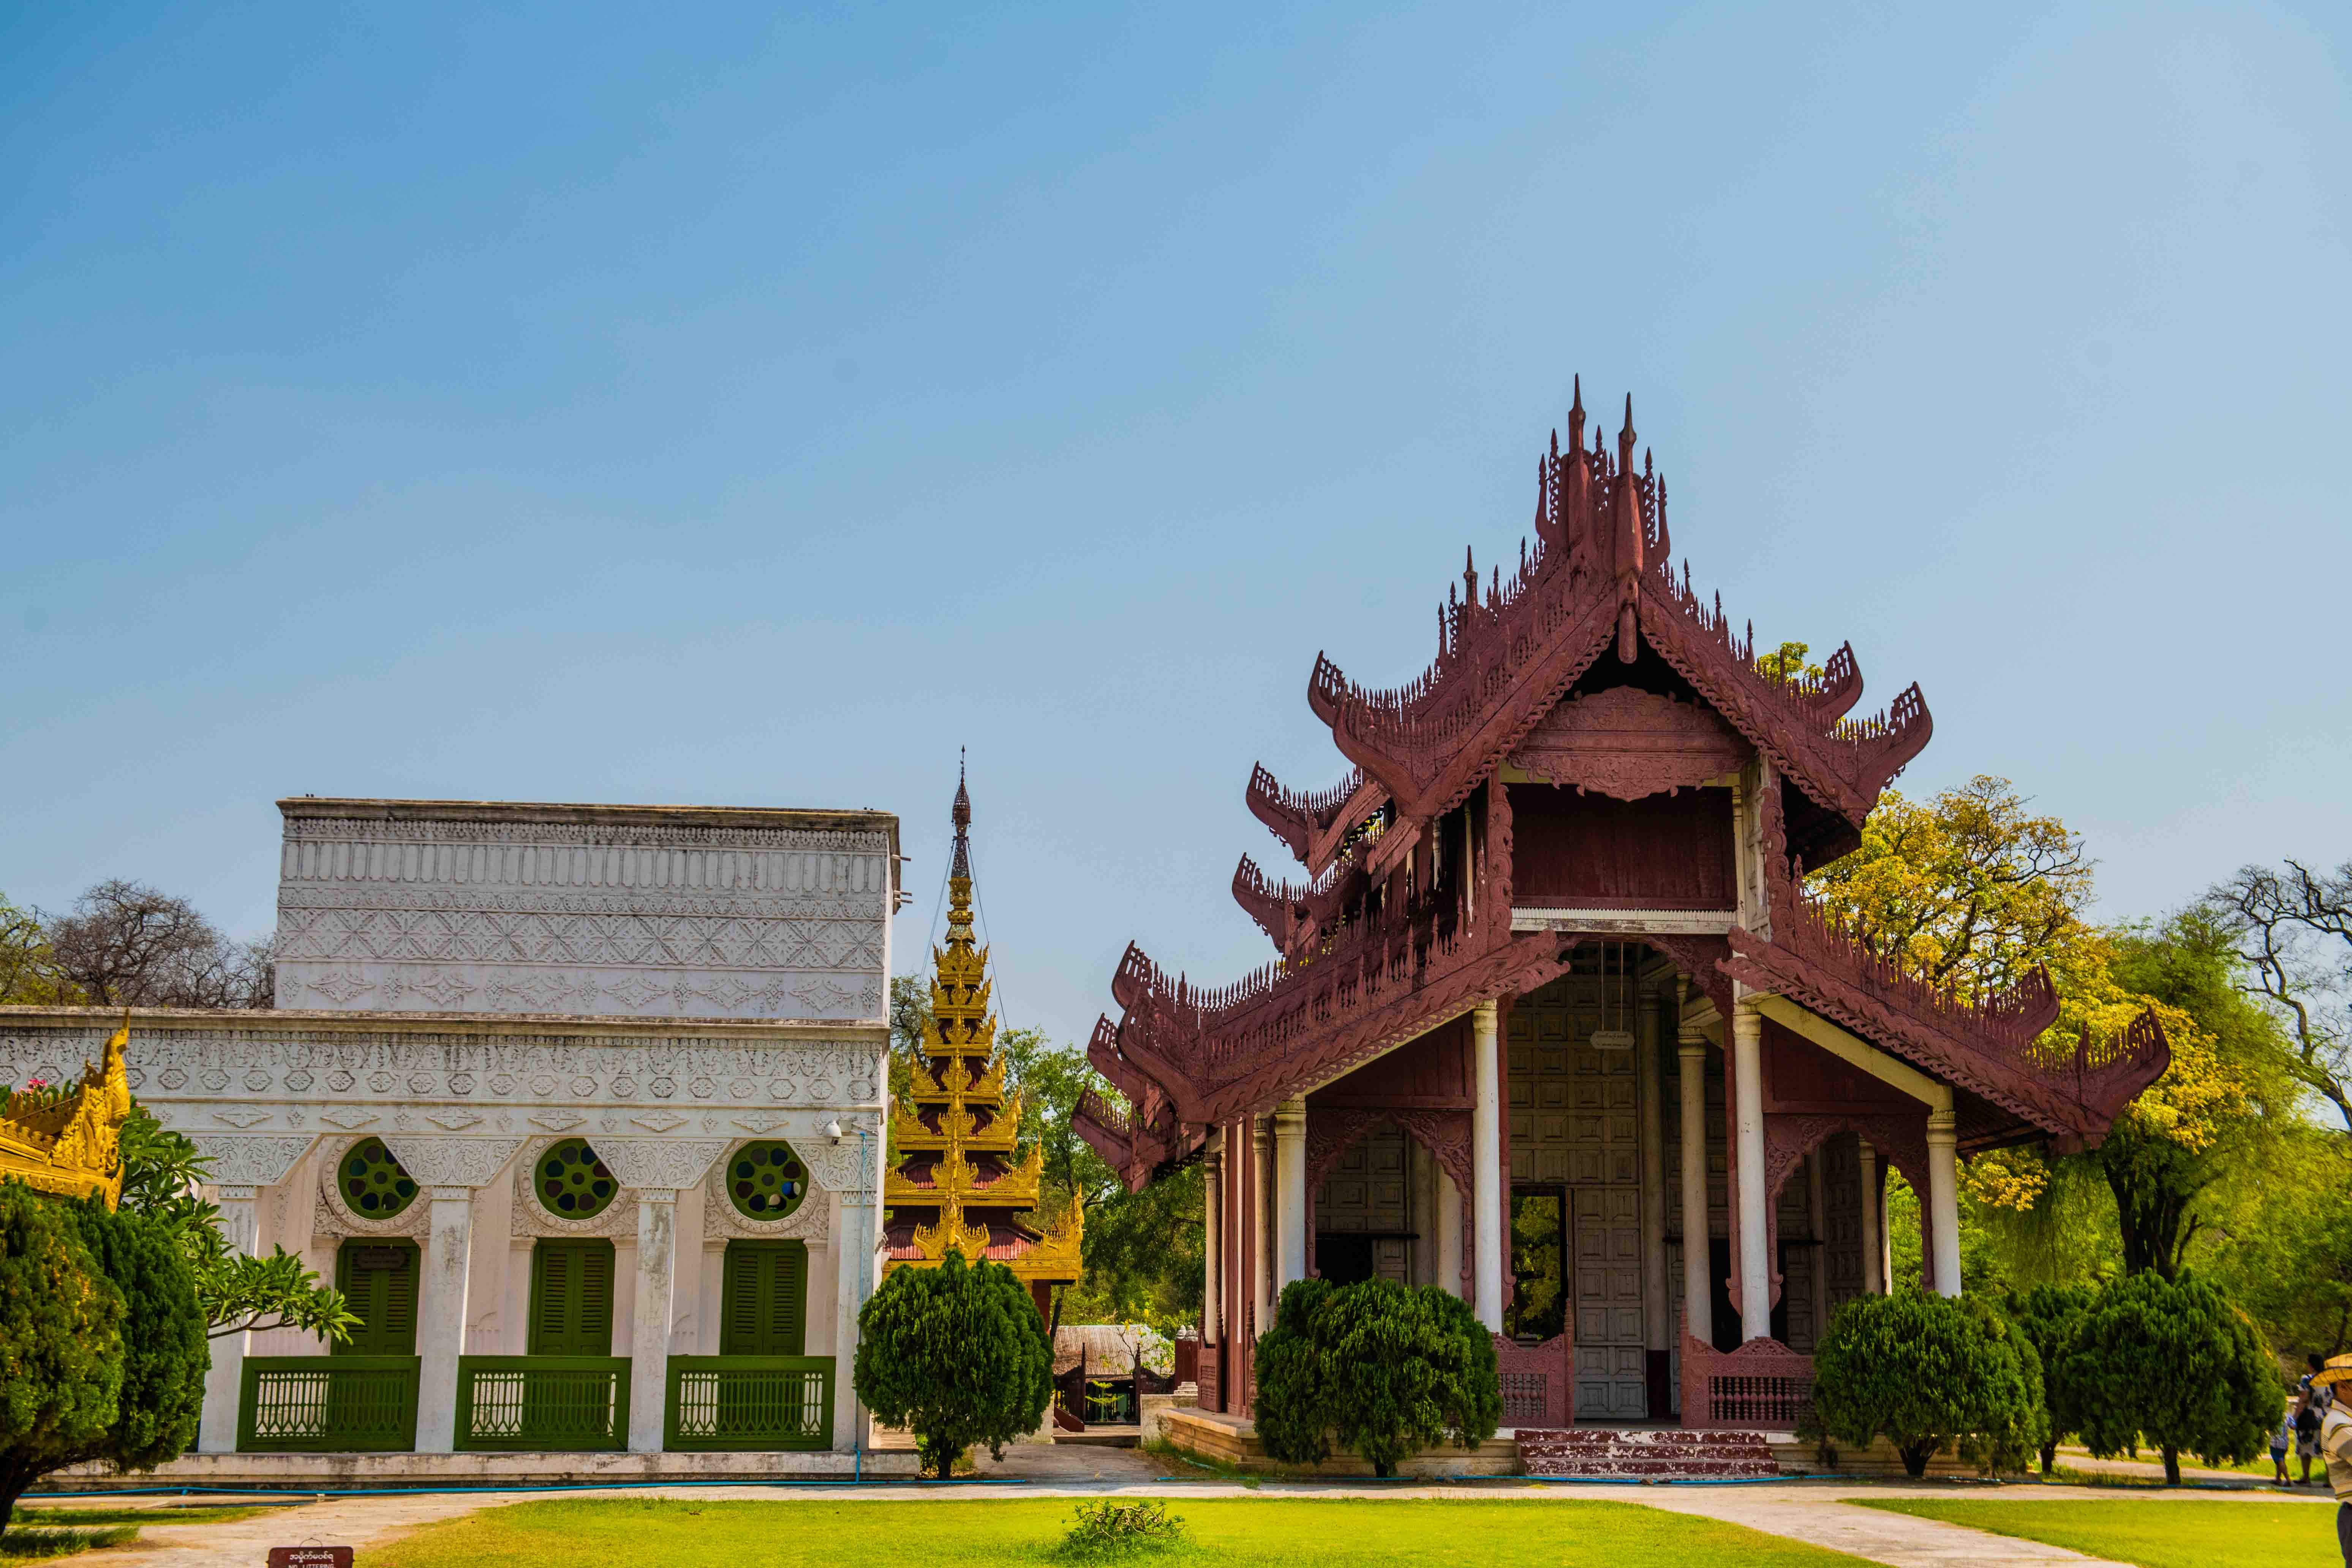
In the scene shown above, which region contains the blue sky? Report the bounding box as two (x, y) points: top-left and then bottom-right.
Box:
(4, 2), (2347, 1048)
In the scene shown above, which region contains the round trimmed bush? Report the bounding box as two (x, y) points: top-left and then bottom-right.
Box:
(2061, 1271), (2281, 1486)
(1810, 1290), (2045, 1478)
(853, 1247), (1051, 1478)
(1252, 1277), (1500, 1478)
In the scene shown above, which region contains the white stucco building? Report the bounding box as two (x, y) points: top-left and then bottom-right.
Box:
(0, 797), (914, 1481)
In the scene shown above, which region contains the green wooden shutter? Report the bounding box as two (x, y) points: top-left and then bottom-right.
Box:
(529, 1240), (615, 1356)
(334, 1239), (419, 1356)
(720, 1241), (807, 1356)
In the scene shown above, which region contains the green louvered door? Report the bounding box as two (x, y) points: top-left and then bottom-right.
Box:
(334, 1240), (419, 1356)
(529, 1241), (616, 1356)
(720, 1241), (807, 1356)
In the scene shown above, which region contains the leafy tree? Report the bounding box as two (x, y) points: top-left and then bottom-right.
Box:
(2200, 1125), (2352, 1357)
(1755, 640), (1825, 683)
(0, 895), (81, 1005)
(0, 1183), (126, 1528)
(854, 1247), (1053, 1478)
(1810, 1291), (2046, 1478)
(115, 1104), (354, 1342)
(2063, 1271), (2281, 1486)
(2003, 1284), (2094, 1473)
(1252, 1277), (1500, 1478)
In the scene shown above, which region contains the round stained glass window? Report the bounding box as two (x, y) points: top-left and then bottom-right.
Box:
(534, 1139), (616, 1219)
(340, 1138), (417, 1218)
(727, 1140), (808, 1221)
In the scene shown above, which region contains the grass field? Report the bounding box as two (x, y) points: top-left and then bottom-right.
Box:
(370, 1497), (1874, 1568)
(1854, 1498), (2343, 1568)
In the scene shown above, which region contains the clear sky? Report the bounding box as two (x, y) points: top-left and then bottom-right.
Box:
(4, 2), (2347, 1050)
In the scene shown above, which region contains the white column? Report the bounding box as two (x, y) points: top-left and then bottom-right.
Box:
(1857, 1141), (1884, 1295)
(1273, 1098), (1307, 1290)
(1201, 1134), (1223, 1344)
(1637, 994), (1670, 1358)
(1731, 1002), (1771, 1342)
(1471, 1000), (1504, 1332)
(414, 1186), (475, 1453)
(1926, 1108), (1963, 1298)
(1251, 1116), (1272, 1329)
(198, 1187), (260, 1453)
(628, 1190), (680, 1453)
(830, 1176), (881, 1453)
(1676, 1029), (1712, 1348)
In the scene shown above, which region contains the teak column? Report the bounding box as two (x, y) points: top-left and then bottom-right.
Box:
(1675, 1018), (1713, 1351)
(1857, 1140), (1884, 1295)
(1274, 1097), (1307, 1293)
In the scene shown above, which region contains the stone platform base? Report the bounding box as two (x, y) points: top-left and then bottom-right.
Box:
(40, 1448), (920, 1492)
(1763, 1432), (1980, 1479)
(1157, 1408), (1520, 1477)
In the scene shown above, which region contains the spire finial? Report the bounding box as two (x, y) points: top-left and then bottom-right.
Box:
(949, 752), (974, 882)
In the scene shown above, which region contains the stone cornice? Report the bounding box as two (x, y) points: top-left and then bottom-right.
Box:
(279, 796), (899, 846)
(0, 1005), (886, 1042)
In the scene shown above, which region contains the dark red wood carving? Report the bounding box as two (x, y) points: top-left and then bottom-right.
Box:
(1506, 685), (1749, 800)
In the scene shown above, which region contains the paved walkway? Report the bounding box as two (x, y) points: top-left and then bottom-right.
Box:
(42, 1465), (2339, 1568)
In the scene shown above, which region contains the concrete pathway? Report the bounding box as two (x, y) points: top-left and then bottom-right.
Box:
(40, 1470), (2338, 1568)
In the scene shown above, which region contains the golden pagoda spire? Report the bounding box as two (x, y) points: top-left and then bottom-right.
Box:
(885, 761), (1082, 1285)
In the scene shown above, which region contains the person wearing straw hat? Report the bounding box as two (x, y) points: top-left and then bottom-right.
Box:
(2314, 1353), (2352, 1563)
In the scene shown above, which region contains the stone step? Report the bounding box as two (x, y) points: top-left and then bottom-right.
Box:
(1515, 1427), (1785, 1480)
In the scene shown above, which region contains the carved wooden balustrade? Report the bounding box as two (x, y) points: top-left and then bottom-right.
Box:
(1679, 1336), (1814, 1430)
(1727, 889), (2170, 1150)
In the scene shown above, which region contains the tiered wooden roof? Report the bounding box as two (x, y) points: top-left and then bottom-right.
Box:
(1082, 387), (2167, 1186)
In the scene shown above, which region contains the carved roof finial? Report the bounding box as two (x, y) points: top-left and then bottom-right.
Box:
(949, 752), (974, 895)
(1568, 375), (1585, 453)
(1619, 393), (1637, 463)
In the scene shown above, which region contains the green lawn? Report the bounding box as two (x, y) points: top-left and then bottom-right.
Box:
(1853, 1498), (2343, 1568)
(12, 1505), (273, 1527)
(371, 1498), (1874, 1568)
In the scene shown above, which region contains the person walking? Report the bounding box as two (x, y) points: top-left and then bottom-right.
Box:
(2304, 1354), (2331, 1487)
(2275, 1408), (2298, 1486)
(2314, 1355), (2352, 1564)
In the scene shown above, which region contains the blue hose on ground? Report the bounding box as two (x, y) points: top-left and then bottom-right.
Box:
(32, 1476), (1031, 1501)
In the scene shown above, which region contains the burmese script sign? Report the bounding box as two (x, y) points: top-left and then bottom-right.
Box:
(266, 1549), (353, 1568)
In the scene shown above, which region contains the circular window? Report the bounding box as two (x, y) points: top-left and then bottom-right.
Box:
(727, 1141), (808, 1221)
(534, 1139), (617, 1219)
(340, 1138), (417, 1218)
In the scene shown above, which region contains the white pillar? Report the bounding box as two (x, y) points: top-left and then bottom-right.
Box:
(1857, 1141), (1884, 1295)
(1471, 1000), (1504, 1332)
(628, 1190), (680, 1453)
(1202, 1134), (1223, 1343)
(1926, 1109), (1963, 1298)
(1676, 1029), (1712, 1348)
(413, 1187), (475, 1453)
(198, 1187), (260, 1453)
(1731, 1002), (1771, 1342)
(830, 1174), (881, 1453)
(1251, 1116), (1272, 1329)
(1637, 995), (1670, 1357)
(1273, 1098), (1307, 1290)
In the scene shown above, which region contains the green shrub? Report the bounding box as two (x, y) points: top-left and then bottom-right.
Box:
(852, 1248), (1052, 1479)
(2003, 1283), (2094, 1474)
(1055, 1498), (1187, 1560)
(0, 1522), (141, 1559)
(1810, 1290), (2046, 1478)
(0, 1183), (126, 1530)
(1252, 1276), (1500, 1478)
(2061, 1271), (2281, 1485)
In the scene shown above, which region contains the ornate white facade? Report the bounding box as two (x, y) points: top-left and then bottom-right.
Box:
(0, 797), (905, 1478)
(272, 799), (894, 1021)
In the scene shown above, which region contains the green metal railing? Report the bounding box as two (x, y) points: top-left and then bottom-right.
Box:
(239, 1356), (420, 1452)
(454, 1356), (631, 1451)
(664, 1355), (834, 1451)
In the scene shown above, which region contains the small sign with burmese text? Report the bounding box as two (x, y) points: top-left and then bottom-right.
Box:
(266, 1548), (352, 1568)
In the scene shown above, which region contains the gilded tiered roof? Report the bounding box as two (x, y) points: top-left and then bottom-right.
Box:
(1, 1022), (132, 1206)
(883, 770), (1081, 1283)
